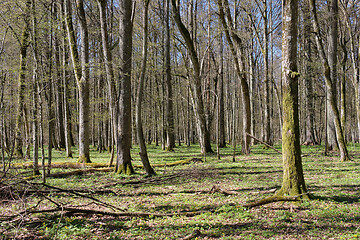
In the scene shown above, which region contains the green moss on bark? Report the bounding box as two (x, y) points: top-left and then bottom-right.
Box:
(116, 163), (135, 175)
(78, 154), (91, 163)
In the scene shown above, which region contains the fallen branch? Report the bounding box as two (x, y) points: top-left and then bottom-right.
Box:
(2, 206), (208, 222)
(12, 158), (200, 171)
(246, 132), (282, 154)
(180, 229), (201, 240)
(209, 185), (239, 195)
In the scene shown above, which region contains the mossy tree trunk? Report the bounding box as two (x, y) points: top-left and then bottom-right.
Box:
(277, 0), (309, 199)
(14, 0), (31, 159)
(116, 0), (135, 175)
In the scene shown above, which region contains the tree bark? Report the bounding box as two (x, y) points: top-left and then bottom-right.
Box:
(64, 0), (91, 163)
(136, 0), (156, 176)
(217, 0), (251, 154)
(218, 31), (226, 148)
(14, 0), (31, 159)
(97, 0), (117, 165)
(165, 0), (176, 151)
(31, 0), (40, 176)
(171, 0), (213, 154)
(302, 0), (317, 145)
(116, 0), (135, 175)
(309, 0), (349, 161)
(277, 0), (309, 199)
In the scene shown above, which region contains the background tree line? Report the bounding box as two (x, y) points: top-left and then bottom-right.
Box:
(0, 0), (359, 174)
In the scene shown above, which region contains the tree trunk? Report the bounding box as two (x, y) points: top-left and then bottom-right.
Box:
(263, 0), (272, 146)
(302, 1), (317, 145)
(116, 0), (135, 175)
(309, 0), (349, 161)
(136, 0), (156, 176)
(165, 0), (176, 151)
(218, 31), (226, 148)
(171, 0), (213, 154)
(342, 3), (360, 142)
(31, 0), (40, 176)
(60, 2), (73, 158)
(217, 0), (251, 154)
(64, 0), (91, 163)
(277, 0), (309, 199)
(14, 0), (31, 159)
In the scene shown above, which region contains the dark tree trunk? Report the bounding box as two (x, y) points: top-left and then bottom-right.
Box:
(165, 0), (175, 151)
(116, 0), (135, 175)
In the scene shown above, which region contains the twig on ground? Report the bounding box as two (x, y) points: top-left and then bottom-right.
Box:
(179, 229), (201, 240)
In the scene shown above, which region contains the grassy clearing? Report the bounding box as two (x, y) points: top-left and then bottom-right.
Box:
(1, 143), (359, 239)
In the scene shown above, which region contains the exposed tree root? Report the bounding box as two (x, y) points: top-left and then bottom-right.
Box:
(242, 195), (301, 209)
(209, 185), (307, 209)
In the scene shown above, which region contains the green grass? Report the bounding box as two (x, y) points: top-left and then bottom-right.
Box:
(1, 143), (359, 239)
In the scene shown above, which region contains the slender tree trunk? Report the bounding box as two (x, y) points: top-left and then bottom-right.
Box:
(136, 0), (155, 176)
(218, 31), (226, 148)
(165, 0), (175, 151)
(217, 0), (251, 154)
(342, 4), (360, 142)
(31, 0), (39, 176)
(14, 0), (31, 159)
(263, 0), (271, 146)
(303, 1), (317, 145)
(171, 0), (213, 154)
(309, 0), (349, 161)
(60, 3), (73, 158)
(277, 0), (309, 199)
(116, 0), (135, 175)
(64, 0), (91, 163)
(97, 0), (117, 165)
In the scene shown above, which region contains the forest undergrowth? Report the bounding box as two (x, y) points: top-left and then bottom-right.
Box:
(0, 143), (359, 239)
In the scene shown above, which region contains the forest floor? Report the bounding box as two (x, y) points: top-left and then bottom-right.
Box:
(0, 143), (359, 239)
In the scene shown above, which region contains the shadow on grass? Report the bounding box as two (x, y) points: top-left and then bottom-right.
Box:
(310, 184), (360, 203)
